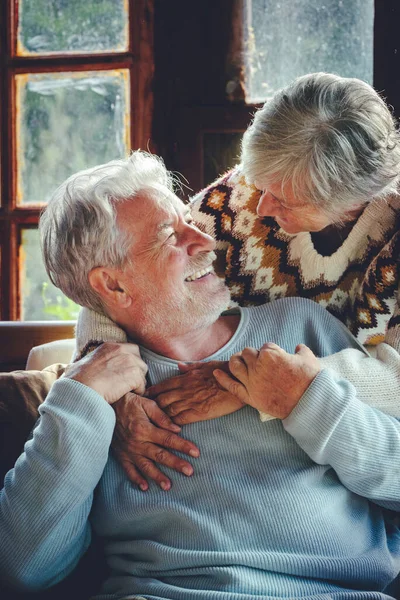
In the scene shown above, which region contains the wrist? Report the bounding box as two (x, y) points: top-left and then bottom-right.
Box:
(64, 374), (112, 404)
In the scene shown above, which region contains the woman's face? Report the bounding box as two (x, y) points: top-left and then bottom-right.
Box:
(254, 180), (334, 234)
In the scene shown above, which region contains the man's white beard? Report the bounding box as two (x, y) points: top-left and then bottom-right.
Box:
(137, 280), (231, 345)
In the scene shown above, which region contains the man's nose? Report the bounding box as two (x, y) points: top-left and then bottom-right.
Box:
(187, 227), (216, 256)
(257, 191), (280, 217)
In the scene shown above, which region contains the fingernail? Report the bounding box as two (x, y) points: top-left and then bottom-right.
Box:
(171, 424), (181, 432)
(182, 466), (193, 476)
(189, 449), (200, 457)
(139, 483), (148, 491)
(161, 481), (171, 491)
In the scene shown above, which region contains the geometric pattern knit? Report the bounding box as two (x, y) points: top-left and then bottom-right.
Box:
(190, 166), (400, 351)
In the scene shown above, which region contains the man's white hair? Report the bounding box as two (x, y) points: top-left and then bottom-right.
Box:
(241, 72), (400, 218)
(40, 151), (174, 312)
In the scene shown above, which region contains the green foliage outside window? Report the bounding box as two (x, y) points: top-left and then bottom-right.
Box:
(19, 0), (127, 54)
(41, 282), (81, 320)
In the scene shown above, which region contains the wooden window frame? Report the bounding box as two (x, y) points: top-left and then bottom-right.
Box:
(0, 0), (154, 320)
(174, 2), (400, 195)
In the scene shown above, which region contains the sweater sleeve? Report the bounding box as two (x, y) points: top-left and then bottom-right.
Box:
(283, 368), (400, 512)
(75, 306), (128, 359)
(0, 377), (115, 592)
(318, 281), (400, 419)
(318, 343), (400, 418)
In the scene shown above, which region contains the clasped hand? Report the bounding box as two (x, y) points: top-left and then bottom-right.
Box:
(111, 345), (320, 490)
(214, 342), (321, 419)
(69, 342), (321, 490)
(112, 360), (243, 491)
(64, 342), (201, 492)
(64, 341), (148, 403)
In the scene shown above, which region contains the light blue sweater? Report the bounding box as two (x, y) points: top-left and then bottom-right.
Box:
(1, 298), (400, 599)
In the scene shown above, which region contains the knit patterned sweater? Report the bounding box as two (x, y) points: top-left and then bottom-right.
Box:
(189, 166), (400, 417)
(1, 299), (400, 599)
(190, 167), (400, 349)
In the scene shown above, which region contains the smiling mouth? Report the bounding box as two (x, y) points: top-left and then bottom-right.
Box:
(185, 266), (214, 282)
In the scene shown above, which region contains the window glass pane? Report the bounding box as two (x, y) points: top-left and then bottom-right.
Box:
(16, 70), (130, 205)
(17, 0), (128, 55)
(244, 0), (374, 102)
(203, 133), (242, 185)
(20, 229), (80, 321)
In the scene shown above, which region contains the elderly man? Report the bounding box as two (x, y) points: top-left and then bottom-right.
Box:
(0, 151), (399, 599)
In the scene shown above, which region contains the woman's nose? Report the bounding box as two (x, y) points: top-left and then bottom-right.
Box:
(257, 191), (280, 217)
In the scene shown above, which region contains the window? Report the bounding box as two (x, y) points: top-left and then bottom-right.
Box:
(0, 0), (154, 320)
(173, 0), (380, 191)
(243, 0), (374, 102)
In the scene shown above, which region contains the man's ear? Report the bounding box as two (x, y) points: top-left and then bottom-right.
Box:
(88, 267), (132, 309)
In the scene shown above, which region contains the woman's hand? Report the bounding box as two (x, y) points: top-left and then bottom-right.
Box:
(147, 361), (245, 425)
(214, 343), (321, 419)
(112, 392), (200, 491)
(64, 341), (148, 403)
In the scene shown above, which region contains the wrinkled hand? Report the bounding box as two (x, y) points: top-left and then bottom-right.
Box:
(113, 392), (200, 491)
(214, 343), (321, 419)
(147, 361), (245, 425)
(64, 342), (148, 404)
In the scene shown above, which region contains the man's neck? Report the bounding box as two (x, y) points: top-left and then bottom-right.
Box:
(131, 313), (240, 362)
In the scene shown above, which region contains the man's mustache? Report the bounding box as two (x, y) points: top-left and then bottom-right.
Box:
(184, 251), (217, 278)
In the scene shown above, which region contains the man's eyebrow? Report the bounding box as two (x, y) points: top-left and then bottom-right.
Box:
(156, 208), (192, 232)
(157, 221), (173, 233)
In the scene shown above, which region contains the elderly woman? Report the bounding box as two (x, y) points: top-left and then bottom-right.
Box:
(193, 72), (400, 344)
(76, 73), (400, 490)
(186, 72), (400, 398)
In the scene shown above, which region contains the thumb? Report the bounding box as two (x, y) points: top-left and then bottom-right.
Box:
(213, 369), (248, 403)
(141, 395), (182, 432)
(295, 343), (314, 357)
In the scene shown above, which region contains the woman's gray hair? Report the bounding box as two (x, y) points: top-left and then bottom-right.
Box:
(241, 72), (400, 217)
(40, 151), (174, 313)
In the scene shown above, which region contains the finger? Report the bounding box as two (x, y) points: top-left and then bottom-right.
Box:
(127, 360), (148, 381)
(140, 443), (196, 478)
(150, 428), (200, 458)
(131, 456), (172, 491)
(142, 396), (182, 432)
(147, 374), (185, 397)
(131, 375), (147, 396)
(155, 390), (191, 409)
(295, 343), (315, 357)
(122, 342), (144, 359)
(214, 369), (247, 403)
(164, 398), (194, 417)
(240, 347), (259, 366)
(128, 355), (148, 373)
(172, 404), (233, 426)
(116, 454), (149, 491)
(173, 408), (206, 425)
(228, 354), (248, 381)
(260, 342), (282, 352)
(136, 362), (149, 377)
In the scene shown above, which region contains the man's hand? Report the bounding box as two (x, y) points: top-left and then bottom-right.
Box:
(147, 361), (245, 425)
(113, 393), (200, 491)
(64, 342), (148, 404)
(214, 343), (321, 419)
